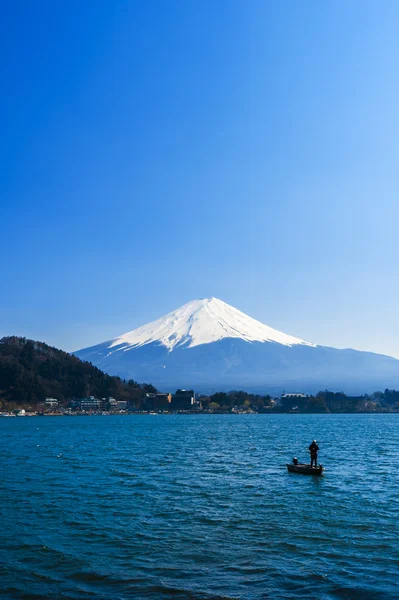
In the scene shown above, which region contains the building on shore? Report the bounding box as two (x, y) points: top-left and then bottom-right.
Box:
(171, 389), (195, 411)
(108, 398), (127, 411)
(144, 393), (172, 411)
(279, 393), (308, 410)
(45, 397), (59, 407)
(68, 396), (128, 412)
(74, 397), (107, 412)
(324, 395), (366, 412)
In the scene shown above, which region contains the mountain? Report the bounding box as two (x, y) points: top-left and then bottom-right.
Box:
(101, 297), (315, 351)
(0, 336), (150, 407)
(75, 297), (399, 394)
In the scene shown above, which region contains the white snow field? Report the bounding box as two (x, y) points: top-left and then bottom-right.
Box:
(109, 297), (315, 352)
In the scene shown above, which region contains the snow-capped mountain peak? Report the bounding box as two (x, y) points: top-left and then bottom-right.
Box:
(108, 297), (315, 352)
(75, 297), (399, 394)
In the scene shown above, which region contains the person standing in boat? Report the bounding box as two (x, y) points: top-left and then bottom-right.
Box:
(309, 440), (319, 467)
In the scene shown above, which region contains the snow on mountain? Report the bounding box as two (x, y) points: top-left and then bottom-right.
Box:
(75, 298), (399, 394)
(108, 297), (315, 352)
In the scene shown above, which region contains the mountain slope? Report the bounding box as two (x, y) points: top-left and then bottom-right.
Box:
(75, 298), (399, 394)
(107, 297), (315, 351)
(0, 336), (150, 406)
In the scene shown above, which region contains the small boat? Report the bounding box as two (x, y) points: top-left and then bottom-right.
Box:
(287, 463), (324, 475)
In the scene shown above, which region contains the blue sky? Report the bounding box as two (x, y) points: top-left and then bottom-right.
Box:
(1, 1), (399, 356)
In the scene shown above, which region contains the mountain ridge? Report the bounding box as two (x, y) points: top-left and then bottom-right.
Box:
(75, 298), (399, 394)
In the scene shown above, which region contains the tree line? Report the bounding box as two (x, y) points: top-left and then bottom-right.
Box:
(200, 389), (399, 413)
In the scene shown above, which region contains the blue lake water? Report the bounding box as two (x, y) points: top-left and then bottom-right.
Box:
(1, 414), (399, 599)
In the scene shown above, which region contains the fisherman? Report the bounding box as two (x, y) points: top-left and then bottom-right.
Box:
(309, 440), (319, 467)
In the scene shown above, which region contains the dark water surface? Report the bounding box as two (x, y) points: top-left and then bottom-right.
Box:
(1, 414), (399, 599)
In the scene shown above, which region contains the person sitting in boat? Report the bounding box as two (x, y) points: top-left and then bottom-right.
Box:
(309, 440), (319, 467)
(292, 457), (299, 465)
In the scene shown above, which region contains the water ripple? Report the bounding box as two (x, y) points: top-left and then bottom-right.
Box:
(1, 414), (399, 599)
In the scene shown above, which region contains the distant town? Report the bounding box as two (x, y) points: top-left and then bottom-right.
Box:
(2, 389), (399, 417)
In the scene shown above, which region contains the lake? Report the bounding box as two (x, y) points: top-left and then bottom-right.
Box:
(1, 414), (398, 599)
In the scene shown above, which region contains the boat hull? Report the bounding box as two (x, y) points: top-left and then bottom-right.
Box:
(287, 463), (323, 475)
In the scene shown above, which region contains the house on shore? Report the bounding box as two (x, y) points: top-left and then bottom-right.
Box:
(279, 393), (308, 410)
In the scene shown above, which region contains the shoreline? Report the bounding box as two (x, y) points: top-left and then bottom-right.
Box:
(2, 410), (399, 418)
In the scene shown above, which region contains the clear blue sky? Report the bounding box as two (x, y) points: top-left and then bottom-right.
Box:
(1, 1), (399, 356)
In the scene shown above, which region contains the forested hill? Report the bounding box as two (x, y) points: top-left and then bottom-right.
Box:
(0, 336), (154, 407)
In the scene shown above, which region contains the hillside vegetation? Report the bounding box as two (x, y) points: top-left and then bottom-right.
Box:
(0, 336), (153, 408)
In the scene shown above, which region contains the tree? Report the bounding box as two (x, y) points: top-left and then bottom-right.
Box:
(143, 383), (157, 394)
